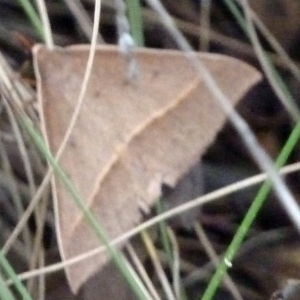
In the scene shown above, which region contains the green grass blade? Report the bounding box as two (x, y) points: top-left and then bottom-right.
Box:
(201, 115), (300, 300)
(0, 250), (33, 300)
(126, 0), (145, 46)
(156, 201), (173, 268)
(17, 0), (44, 40)
(222, 0), (246, 32)
(21, 116), (149, 300)
(0, 274), (17, 300)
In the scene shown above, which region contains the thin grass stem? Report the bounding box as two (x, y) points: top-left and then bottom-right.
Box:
(35, 0), (54, 48)
(21, 116), (149, 299)
(126, 0), (144, 46)
(0, 251), (33, 300)
(201, 101), (300, 300)
(0, 274), (16, 300)
(9, 161), (300, 284)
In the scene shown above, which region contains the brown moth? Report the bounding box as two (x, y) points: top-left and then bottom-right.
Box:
(33, 45), (261, 293)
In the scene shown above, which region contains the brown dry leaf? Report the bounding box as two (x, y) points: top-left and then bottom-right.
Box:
(33, 44), (261, 293)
